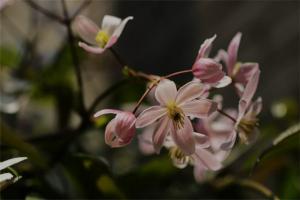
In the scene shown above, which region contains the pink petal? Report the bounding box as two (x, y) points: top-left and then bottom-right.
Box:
(193, 132), (210, 148)
(196, 34), (217, 60)
(238, 69), (260, 121)
(175, 81), (204, 105)
(181, 99), (218, 118)
(93, 109), (121, 118)
(135, 106), (166, 128)
(171, 117), (195, 155)
(214, 49), (228, 64)
(193, 163), (207, 183)
(78, 42), (105, 54)
(104, 118), (117, 146)
(194, 148), (222, 171)
(252, 97), (263, 115)
(114, 112), (136, 141)
(138, 126), (155, 155)
(101, 15), (121, 35)
(73, 15), (99, 45)
(153, 116), (171, 153)
(155, 79), (177, 106)
(220, 130), (237, 150)
(234, 62), (259, 86)
(227, 32), (242, 75)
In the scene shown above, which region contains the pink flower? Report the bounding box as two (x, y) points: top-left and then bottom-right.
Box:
(135, 79), (218, 155)
(216, 32), (259, 91)
(94, 109), (136, 147)
(192, 35), (231, 88)
(73, 15), (133, 54)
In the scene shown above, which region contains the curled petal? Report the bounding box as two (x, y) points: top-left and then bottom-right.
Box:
(238, 69), (260, 121)
(73, 15), (99, 45)
(153, 116), (171, 153)
(101, 15), (121, 35)
(111, 16), (134, 41)
(155, 79), (177, 105)
(171, 117), (195, 155)
(135, 106), (166, 128)
(94, 109), (121, 118)
(234, 62), (259, 86)
(0, 157), (27, 171)
(214, 49), (228, 64)
(78, 42), (105, 54)
(192, 58), (225, 84)
(196, 34), (217, 60)
(181, 99), (218, 118)
(176, 81), (204, 105)
(114, 112), (136, 141)
(227, 32), (242, 75)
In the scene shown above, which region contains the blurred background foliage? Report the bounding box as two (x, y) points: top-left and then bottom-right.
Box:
(0, 0), (299, 199)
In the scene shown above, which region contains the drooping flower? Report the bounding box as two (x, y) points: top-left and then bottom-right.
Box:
(138, 126), (222, 183)
(215, 32), (259, 92)
(94, 109), (136, 147)
(0, 157), (27, 183)
(135, 79), (218, 155)
(192, 35), (231, 88)
(73, 15), (133, 54)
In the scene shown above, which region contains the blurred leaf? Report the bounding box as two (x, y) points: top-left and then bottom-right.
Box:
(62, 153), (124, 199)
(250, 123), (300, 175)
(0, 46), (20, 68)
(0, 123), (48, 169)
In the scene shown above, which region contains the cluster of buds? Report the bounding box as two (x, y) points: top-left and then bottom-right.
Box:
(74, 15), (261, 182)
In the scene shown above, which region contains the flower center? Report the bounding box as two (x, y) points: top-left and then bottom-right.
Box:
(169, 146), (190, 168)
(95, 30), (110, 48)
(166, 102), (185, 129)
(232, 62), (241, 77)
(238, 117), (258, 139)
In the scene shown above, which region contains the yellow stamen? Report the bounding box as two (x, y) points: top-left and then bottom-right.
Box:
(169, 146), (189, 167)
(232, 62), (242, 77)
(238, 117), (259, 143)
(166, 101), (185, 129)
(95, 30), (110, 48)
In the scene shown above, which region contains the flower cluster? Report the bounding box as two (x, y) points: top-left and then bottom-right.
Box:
(74, 15), (261, 182)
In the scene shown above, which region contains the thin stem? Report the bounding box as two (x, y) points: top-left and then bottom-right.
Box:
(132, 81), (159, 114)
(70, 0), (92, 20)
(109, 47), (127, 69)
(88, 79), (128, 115)
(217, 109), (237, 123)
(164, 69), (193, 79)
(25, 0), (65, 24)
(61, 0), (86, 116)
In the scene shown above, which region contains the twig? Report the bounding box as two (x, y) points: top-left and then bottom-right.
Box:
(61, 0), (86, 117)
(88, 79), (128, 115)
(217, 108), (237, 123)
(25, 0), (65, 24)
(109, 47), (127, 69)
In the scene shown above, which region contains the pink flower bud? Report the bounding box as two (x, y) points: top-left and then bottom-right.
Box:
(94, 109), (136, 148)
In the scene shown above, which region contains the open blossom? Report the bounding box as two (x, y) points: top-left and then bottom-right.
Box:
(0, 157), (27, 183)
(135, 79), (218, 155)
(215, 32), (259, 92)
(94, 109), (136, 147)
(192, 35), (231, 88)
(74, 15), (133, 54)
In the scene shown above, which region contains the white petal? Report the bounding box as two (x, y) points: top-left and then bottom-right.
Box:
(0, 173), (13, 182)
(181, 99), (218, 118)
(155, 79), (177, 105)
(153, 116), (171, 153)
(195, 148), (222, 171)
(101, 15), (121, 35)
(213, 76), (232, 88)
(111, 16), (134, 39)
(78, 42), (105, 54)
(0, 157), (27, 171)
(73, 15), (99, 45)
